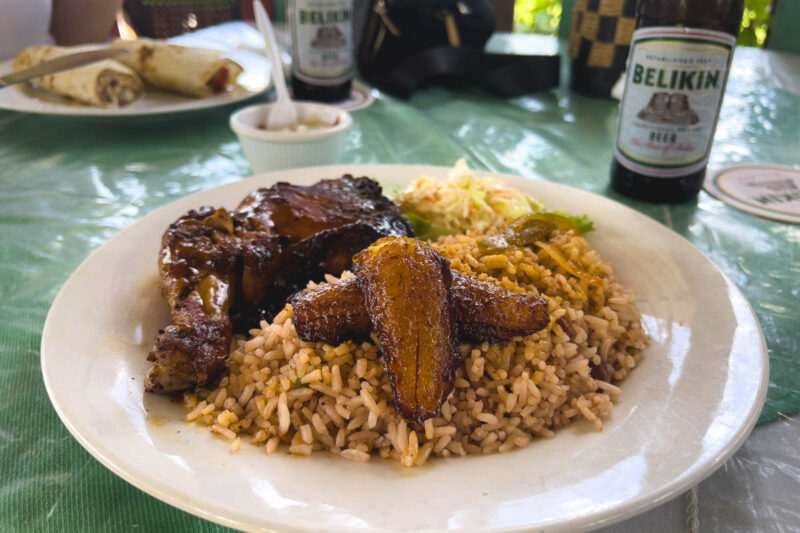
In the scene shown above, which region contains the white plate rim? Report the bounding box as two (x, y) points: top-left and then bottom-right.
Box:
(40, 164), (770, 533)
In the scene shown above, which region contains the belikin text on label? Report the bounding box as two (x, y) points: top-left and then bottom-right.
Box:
(614, 27), (736, 179)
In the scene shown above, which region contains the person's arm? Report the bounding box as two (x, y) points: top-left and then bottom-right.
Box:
(50, 0), (123, 46)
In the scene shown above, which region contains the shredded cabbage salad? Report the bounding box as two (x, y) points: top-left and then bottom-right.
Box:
(394, 160), (593, 241)
(394, 160), (546, 240)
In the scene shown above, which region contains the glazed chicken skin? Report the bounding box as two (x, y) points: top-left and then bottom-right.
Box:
(353, 237), (461, 422)
(145, 176), (412, 394)
(232, 177), (413, 328)
(291, 272), (550, 344)
(146, 207), (238, 393)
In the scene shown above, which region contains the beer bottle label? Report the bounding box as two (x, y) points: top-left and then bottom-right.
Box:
(614, 27), (736, 178)
(290, 0), (353, 86)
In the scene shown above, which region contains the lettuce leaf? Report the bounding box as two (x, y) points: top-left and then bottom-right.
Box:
(403, 212), (453, 241)
(551, 211), (595, 234)
(378, 181), (401, 201)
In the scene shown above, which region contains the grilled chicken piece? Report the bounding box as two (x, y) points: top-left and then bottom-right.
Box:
(145, 207), (238, 393)
(231, 176), (414, 328)
(292, 272), (550, 345)
(353, 237), (460, 422)
(146, 176), (411, 394)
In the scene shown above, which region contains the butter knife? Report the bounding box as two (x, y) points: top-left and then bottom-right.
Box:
(0, 48), (128, 88)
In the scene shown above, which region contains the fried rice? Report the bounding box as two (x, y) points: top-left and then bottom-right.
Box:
(183, 229), (648, 466)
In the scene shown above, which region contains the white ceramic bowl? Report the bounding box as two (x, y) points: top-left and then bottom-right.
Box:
(230, 102), (352, 172)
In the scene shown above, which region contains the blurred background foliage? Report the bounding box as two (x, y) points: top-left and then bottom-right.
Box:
(738, 0), (772, 47)
(513, 0), (562, 35)
(513, 0), (773, 47)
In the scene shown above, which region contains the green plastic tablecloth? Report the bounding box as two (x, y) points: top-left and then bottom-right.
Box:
(0, 41), (798, 531)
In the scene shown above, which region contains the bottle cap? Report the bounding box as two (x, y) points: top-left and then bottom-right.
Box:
(704, 164), (800, 224)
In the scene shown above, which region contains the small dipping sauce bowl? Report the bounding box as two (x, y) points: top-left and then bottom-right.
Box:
(230, 102), (352, 173)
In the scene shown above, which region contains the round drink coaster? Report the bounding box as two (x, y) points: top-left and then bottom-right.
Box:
(337, 81), (376, 112)
(289, 80), (375, 112)
(704, 164), (800, 224)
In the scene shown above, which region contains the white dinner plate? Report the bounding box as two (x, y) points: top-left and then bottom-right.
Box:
(0, 48), (271, 118)
(41, 165), (768, 532)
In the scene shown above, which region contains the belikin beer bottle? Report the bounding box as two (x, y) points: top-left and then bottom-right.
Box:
(610, 0), (744, 202)
(288, 0), (353, 102)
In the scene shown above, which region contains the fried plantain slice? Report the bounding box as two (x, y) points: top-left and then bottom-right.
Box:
(352, 237), (459, 422)
(291, 277), (371, 343)
(291, 277), (372, 345)
(450, 274), (550, 342)
(292, 272), (550, 344)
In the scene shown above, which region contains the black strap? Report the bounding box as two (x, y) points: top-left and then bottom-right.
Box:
(371, 46), (560, 99)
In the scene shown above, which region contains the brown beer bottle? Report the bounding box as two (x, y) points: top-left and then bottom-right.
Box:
(610, 0), (744, 202)
(288, 0), (353, 102)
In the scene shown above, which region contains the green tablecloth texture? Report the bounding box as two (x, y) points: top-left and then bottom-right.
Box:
(0, 46), (798, 531)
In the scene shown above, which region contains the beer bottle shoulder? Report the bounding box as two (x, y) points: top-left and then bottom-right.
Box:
(636, 0), (744, 37)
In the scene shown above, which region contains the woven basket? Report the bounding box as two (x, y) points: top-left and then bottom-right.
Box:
(568, 0), (636, 98)
(124, 0), (247, 39)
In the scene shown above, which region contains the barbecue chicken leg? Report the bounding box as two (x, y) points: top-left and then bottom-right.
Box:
(145, 176), (412, 394)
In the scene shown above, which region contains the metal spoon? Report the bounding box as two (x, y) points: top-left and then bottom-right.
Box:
(253, 0), (298, 130)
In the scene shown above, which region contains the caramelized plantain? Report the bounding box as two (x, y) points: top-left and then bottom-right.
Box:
(292, 272), (549, 345)
(450, 274), (550, 341)
(353, 237), (459, 422)
(291, 277), (372, 345)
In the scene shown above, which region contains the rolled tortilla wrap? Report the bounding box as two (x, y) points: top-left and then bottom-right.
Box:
(111, 39), (243, 98)
(12, 46), (144, 107)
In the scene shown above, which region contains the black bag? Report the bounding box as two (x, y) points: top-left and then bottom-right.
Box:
(357, 0), (560, 98)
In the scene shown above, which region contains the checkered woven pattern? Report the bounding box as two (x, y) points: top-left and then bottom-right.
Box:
(124, 0), (243, 39)
(568, 0), (635, 68)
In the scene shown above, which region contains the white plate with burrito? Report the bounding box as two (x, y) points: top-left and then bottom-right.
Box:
(0, 41), (271, 118)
